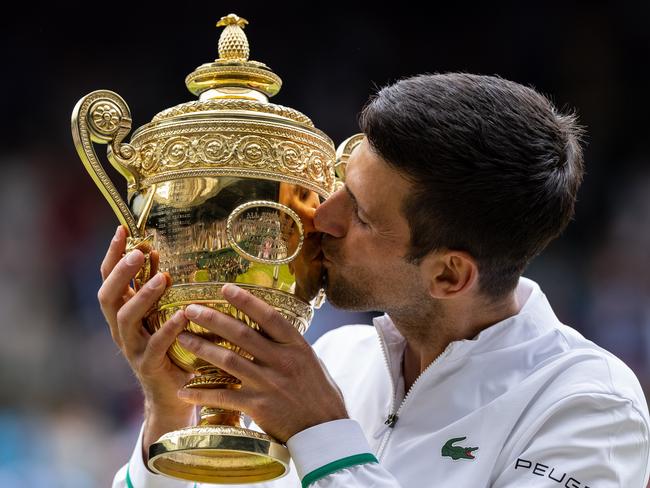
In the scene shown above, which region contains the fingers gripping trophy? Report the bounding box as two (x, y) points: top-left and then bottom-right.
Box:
(71, 13), (364, 484)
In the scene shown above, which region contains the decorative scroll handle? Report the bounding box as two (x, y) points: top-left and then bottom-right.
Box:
(335, 133), (364, 188)
(71, 90), (141, 238)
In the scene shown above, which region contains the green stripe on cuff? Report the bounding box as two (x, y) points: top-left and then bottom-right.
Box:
(126, 462), (134, 488)
(301, 453), (378, 487)
(126, 463), (198, 487)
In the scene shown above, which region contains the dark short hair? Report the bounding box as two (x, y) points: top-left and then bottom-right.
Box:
(359, 73), (585, 298)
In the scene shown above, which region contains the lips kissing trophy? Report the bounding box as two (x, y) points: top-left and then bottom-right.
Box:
(71, 13), (363, 484)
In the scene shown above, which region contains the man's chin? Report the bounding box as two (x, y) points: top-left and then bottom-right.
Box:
(322, 272), (374, 312)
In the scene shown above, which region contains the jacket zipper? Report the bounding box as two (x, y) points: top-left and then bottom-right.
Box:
(375, 328), (452, 460)
(374, 324), (399, 456)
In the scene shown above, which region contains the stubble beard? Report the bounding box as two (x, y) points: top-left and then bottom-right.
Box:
(323, 265), (378, 312)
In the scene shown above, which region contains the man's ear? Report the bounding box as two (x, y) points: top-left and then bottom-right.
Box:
(420, 250), (479, 299)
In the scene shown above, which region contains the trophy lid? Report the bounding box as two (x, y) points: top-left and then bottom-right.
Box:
(127, 14), (336, 198)
(185, 13), (282, 101)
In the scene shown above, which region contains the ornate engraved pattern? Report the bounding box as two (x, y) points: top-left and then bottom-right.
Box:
(158, 283), (312, 326)
(148, 284), (311, 405)
(152, 99), (313, 127)
(161, 137), (197, 167)
(186, 375), (241, 387)
(201, 407), (239, 415)
(187, 63), (280, 80)
(236, 135), (274, 167)
(185, 64), (282, 96)
(90, 101), (120, 134)
(139, 142), (158, 171)
(307, 151), (327, 182)
(131, 120), (335, 196)
(159, 425), (275, 444)
(201, 134), (231, 162)
(141, 168), (326, 200)
(276, 141), (305, 170)
(133, 120), (332, 162)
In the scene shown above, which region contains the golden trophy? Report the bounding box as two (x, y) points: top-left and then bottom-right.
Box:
(71, 14), (361, 484)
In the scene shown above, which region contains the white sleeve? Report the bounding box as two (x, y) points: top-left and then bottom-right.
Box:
(286, 419), (402, 487)
(492, 393), (650, 488)
(112, 422), (194, 488)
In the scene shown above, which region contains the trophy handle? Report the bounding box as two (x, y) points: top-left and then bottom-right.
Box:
(334, 133), (364, 188)
(71, 90), (142, 238)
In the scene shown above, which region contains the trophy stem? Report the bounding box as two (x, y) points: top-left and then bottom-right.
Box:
(199, 405), (242, 427)
(185, 368), (246, 428)
(144, 285), (312, 483)
(185, 365), (244, 388)
(148, 362), (290, 483)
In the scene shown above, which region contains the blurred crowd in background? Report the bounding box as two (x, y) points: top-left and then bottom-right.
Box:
(1, 2), (649, 486)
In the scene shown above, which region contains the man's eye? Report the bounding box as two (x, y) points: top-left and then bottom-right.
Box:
(354, 211), (368, 226)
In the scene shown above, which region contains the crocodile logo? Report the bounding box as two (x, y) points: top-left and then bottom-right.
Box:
(441, 436), (479, 460)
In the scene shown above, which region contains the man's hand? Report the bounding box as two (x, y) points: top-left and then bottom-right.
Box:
(176, 283), (349, 443)
(97, 225), (195, 462)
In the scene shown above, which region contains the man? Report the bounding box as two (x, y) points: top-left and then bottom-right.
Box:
(104, 73), (650, 487)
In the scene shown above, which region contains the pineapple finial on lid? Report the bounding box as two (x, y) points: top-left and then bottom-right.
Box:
(216, 14), (250, 62)
(185, 13), (282, 99)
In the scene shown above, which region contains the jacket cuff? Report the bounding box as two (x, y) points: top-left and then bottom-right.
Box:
(126, 422), (195, 488)
(286, 419), (378, 487)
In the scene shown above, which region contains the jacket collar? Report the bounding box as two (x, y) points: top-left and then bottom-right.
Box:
(372, 277), (562, 382)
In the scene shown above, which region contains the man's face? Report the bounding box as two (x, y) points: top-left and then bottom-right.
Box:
(314, 138), (430, 313)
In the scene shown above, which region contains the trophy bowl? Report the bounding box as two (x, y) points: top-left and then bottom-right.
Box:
(70, 13), (358, 484)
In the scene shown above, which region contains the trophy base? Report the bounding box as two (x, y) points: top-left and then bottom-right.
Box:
(148, 425), (290, 484)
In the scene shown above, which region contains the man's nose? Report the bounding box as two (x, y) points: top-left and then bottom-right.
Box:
(314, 190), (347, 238)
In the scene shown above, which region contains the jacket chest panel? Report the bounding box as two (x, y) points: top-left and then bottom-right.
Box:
(379, 414), (509, 487)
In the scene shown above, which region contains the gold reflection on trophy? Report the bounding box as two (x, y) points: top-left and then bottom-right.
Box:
(279, 183), (323, 302)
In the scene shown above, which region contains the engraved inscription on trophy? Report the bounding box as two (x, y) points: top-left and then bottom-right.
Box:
(235, 209), (288, 260)
(133, 177), (290, 285)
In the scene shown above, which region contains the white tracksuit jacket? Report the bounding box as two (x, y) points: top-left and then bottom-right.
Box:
(114, 277), (650, 487)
